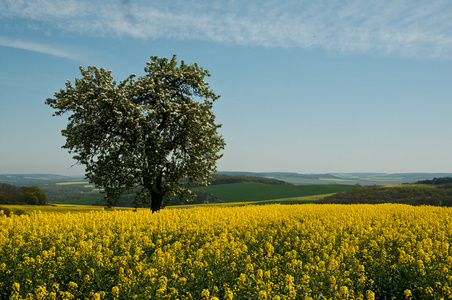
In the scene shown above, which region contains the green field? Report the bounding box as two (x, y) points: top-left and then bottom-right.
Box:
(49, 194), (104, 205)
(193, 182), (360, 202)
(0, 192), (336, 214)
(43, 181), (360, 206)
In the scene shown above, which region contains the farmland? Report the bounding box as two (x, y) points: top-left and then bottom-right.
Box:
(194, 182), (360, 203)
(3, 173), (452, 207)
(1, 204), (452, 299)
(35, 179), (361, 206)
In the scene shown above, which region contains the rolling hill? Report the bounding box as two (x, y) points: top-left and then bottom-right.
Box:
(192, 182), (360, 203)
(3, 173), (452, 207)
(218, 171), (452, 185)
(318, 183), (452, 206)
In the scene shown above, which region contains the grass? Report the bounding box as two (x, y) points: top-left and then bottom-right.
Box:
(276, 177), (339, 184)
(165, 194), (330, 209)
(193, 182), (360, 202)
(242, 193), (337, 204)
(1, 192), (336, 214)
(44, 182), (360, 206)
(55, 181), (89, 185)
(49, 194), (105, 205)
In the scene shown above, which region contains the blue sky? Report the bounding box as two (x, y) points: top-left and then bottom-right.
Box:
(1, 0), (452, 175)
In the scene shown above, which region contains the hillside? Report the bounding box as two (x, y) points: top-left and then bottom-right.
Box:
(193, 182), (360, 203)
(37, 175), (296, 206)
(206, 174), (290, 185)
(4, 173), (452, 206)
(217, 171), (452, 185)
(3, 172), (452, 186)
(318, 184), (452, 206)
(0, 174), (83, 186)
(93, 181), (358, 207)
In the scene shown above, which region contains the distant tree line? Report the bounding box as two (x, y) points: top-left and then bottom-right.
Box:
(0, 183), (48, 205)
(187, 174), (291, 187)
(416, 177), (452, 186)
(318, 185), (452, 206)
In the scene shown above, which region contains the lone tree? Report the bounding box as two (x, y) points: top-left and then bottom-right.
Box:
(46, 55), (225, 212)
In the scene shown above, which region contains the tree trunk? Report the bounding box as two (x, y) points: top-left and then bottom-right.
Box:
(150, 190), (163, 213)
(146, 171), (164, 213)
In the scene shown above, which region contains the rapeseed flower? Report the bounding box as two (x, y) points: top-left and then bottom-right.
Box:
(1, 204), (451, 299)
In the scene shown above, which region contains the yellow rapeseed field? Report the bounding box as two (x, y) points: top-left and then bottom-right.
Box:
(1, 204), (451, 299)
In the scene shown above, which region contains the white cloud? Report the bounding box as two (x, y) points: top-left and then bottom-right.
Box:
(0, 37), (84, 60)
(0, 0), (85, 20)
(2, 0), (452, 59)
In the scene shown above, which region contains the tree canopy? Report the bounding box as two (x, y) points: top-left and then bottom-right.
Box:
(46, 55), (225, 212)
(0, 183), (48, 205)
(317, 185), (452, 206)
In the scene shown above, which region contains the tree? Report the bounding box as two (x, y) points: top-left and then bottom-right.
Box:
(21, 186), (48, 205)
(46, 55), (225, 212)
(0, 184), (47, 205)
(20, 192), (38, 205)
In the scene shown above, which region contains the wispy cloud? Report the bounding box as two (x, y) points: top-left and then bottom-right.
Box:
(0, 37), (84, 61)
(2, 0), (452, 59)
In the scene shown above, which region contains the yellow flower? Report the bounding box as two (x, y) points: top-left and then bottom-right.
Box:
(2, 204), (452, 299)
(258, 290), (267, 300)
(111, 286), (119, 299)
(12, 282), (20, 294)
(201, 289), (210, 300)
(339, 286), (349, 298)
(404, 289), (412, 298)
(366, 290), (375, 300)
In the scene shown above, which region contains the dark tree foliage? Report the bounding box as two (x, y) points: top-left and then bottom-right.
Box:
(318, 185), (452, 206)
(208, 175), (291, 186)
(0, 183), (48, 205)
(416, 177), (452, 185)
(0, 183), (21, 202)
(183, 174), (292, 187)
(21, 186), (48, 205)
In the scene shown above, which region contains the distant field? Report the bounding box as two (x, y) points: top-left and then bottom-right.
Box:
(193, 182), (360, 202)
(276, 177), (339, 184)
(44, 182), (360, 206)
(0, 192), (336, 214)
(49, 194), (104, 205)
(3, 172), (452, 186)
(55, 181), (90, 185)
